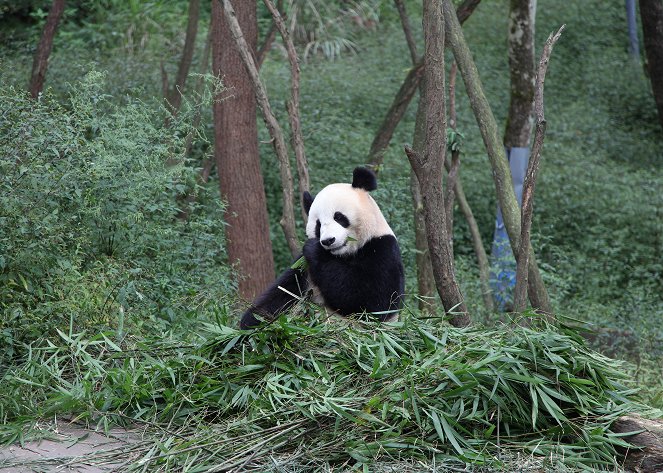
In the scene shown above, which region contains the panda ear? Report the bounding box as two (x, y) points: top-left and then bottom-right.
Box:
(302, 191), (315, 215)
(351, 167), (377, 192)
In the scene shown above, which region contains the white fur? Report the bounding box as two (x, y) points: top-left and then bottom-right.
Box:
(306, 183), (394, 257)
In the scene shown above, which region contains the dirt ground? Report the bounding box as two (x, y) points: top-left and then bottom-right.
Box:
(0, 420), (144, 472)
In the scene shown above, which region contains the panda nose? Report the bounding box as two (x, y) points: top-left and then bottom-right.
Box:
(321, 237), (336, 247)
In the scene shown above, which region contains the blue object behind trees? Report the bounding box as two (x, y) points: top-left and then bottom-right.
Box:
(490, 147), (529, 311)
(626, 0), (640, 58)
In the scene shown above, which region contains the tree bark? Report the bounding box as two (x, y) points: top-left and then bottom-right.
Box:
(441, 0), (552, 315)
(613, 415), (663, 472)
(165, 0), (200, 116)
(504, 0), (536, 149)
(263, 0), (311, 220)
(28, 0), (65, 99)
(212, 0), (275, 300)
(640, 0), (663, 132)
(410, 97), (436, 310)
(405, 0), (469, 326)
(220, 0), (299, 258)
(513, 26), (564, 313)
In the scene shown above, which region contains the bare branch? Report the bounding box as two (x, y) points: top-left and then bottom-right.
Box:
(513, 25), (564, 312)
(220, 0), (299, 257)
(263, 0), (310, 221)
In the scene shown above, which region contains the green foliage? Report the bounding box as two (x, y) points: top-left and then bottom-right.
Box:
(0, 311), (652, 471)
(0, 72), (232, 364)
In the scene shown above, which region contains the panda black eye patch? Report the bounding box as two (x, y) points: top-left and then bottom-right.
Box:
(333, 212), (350, 228)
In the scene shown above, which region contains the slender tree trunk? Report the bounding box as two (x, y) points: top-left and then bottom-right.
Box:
(211, 0), (275, 301)
(177, 25), (214, 221)
(406, 0), (468, 326)
(411, 97), (436, 310)
(640, 0), (663, 132)
(442, 0), (552, 315)
(165, 0), (200, 115)
(504, 0), (536, 149)
(29, 0), (65, 98)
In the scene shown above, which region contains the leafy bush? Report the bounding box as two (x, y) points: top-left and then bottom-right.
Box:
(0, 72), (232, 364)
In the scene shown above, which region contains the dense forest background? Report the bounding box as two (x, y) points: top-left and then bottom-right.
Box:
(1, 0), (662, 471)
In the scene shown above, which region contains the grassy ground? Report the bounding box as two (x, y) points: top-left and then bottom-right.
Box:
(1, 0), (662, 470)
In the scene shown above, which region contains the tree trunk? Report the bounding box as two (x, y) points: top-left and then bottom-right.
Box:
(211, 0), (275, 301)
(410, 97), (436, 310)
(405, 0), (469, 326)
(504, 0), (536, 149)
(442, 0), (552, 315)
(640, 0), (663, 132)
(28, 0), (65, 99)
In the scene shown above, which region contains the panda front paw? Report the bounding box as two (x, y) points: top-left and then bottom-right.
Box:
(303, 238), (331, 267)
(303, 238), (318, 262)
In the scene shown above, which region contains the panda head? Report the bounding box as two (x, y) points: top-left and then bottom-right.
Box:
(303, 167), (394, 257)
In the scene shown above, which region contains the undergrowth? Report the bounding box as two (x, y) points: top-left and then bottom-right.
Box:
(0, 73), (233, 366)
(0, 309), (652, 471)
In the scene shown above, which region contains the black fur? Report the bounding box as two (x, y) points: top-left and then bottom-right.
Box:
(302, 191), (314, 215)
(352, 167), (378, 192)
(303, 235), (404, 317)
(333, 211), (350, 228)
(239, 236), (404, 329)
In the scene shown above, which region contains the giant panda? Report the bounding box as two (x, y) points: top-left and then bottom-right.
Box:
(239, 167), (405, 329)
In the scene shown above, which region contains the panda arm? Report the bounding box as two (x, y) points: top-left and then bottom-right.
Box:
(239, 260), (309, 329)
(303, 236), (404, 318)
